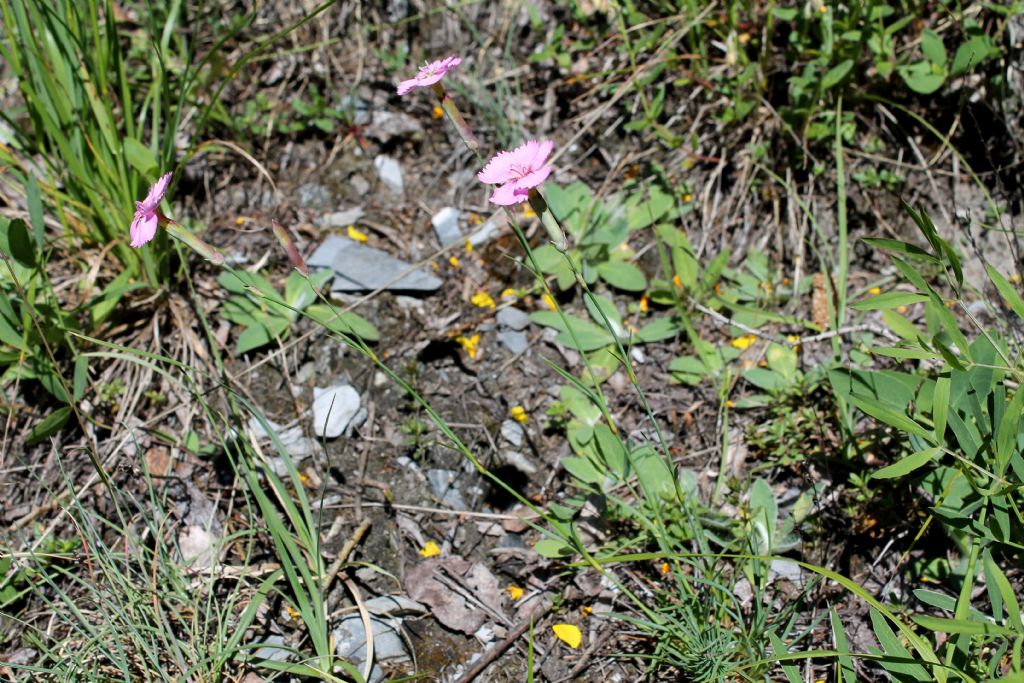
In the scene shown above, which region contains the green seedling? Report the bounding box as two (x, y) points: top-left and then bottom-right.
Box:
(218, 269), (378, 354)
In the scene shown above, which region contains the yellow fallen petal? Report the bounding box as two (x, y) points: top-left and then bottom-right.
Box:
(501, 288), (518, 299)
(464, 239), (473, 254)
(449, 255), (460, 268)
(455, 334), (480, 359)
(347, 225), (369, 243)
(432, 105), (443, 119)
(235, 216), (246, 226)
(730, 335), (757, 350)
(868, 286), (881, 295)
(510, 406), (528, 424)
(471, 291), (496, 309)
(419, 541), (441, 558)
(506, 585), (524, 600)
(542, 293), (557, 310)
(638, 295), (649, 313)
(552, 623), (581, 649)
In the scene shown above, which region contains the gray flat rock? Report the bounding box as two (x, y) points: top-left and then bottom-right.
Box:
(308, 236), (441, 292)
(497, 329), (528, 354)
(366, 110), (422, 144)
(333, 615), (408, 683)
(374, 154), (404, 194)
(496, 306), (530, 331)
(431, 207), (462, 247)
(500, 419), (525, 447)
(312, 384), (361, 438)
(321, 206), (365, 227)
(427, 469), (467, 509)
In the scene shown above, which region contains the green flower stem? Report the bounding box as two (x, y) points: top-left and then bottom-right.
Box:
(527, 189), (568, 252)
(164, 221), (225, 265)
(432, 82), (479, 152)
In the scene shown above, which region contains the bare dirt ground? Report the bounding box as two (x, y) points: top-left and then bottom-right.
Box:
(2, 1), (1023, 681)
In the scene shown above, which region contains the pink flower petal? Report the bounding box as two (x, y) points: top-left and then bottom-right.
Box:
(129, 211), (158, 248)
(396, 55), (462, 96)
(527, 139), (553, 168)
(140, 172), (172, 212)
(396, 78), (419, 95)
(490, 182), (529, 206)
(513, 164), (552, 191)
(477, 150), (519, 184)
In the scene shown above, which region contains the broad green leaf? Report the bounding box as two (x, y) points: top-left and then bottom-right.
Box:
(584, 294), (623, 334)
(530, 311), (614, 351)
(306, 305), (379, 341)
(743, 368), (784, 393)
(920, 30), (947, 66)
(765, 343), (798, 379)
(872, 446), (941, 479)
(625, 185), (673, 230)
(852, 291), (928, 311)
(73, 355), (88, 402)
(561, 456), (602, 484)
(236, 318), (288, 354)
(284, 269), (331, 311)
(534, 539), (573, 558)
(899, 61), (946, 93)
(633, 446), (674, 499)
(531, 244), (565, 273)
(668, 355), (706, 385)
(26, 406), (72, 445)
(5, 218), (36, 269)
(594, 424), (627, 477)
(596, 260), (646, 291)
(821, 59), (854, 89)
(635, 317), (679, 343)
(951, 35), (999, 76)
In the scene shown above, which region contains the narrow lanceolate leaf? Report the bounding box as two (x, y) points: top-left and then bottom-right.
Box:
(872, 446), (941, 479)
(933, 375), (950, 442)
(911, 615), (1015, 637)
(995, 385), (1024, 477)
(986, 264), (1024, 321)
(852, 395), (932, 440)
(852, 291), (929, 311)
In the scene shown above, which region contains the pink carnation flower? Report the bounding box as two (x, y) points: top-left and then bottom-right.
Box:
(129, 172), (172, 248)
(397, 56), (462, 96)
(477, 140), (554, 206)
